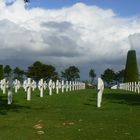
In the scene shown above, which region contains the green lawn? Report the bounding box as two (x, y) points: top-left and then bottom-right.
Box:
(0, 88), (140, 140)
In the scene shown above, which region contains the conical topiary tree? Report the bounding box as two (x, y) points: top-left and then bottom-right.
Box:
(124, 50), (139, 82)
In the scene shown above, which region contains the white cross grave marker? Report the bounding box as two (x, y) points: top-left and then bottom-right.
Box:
(7, 79), (13, 105)
(26, 78), (32, 101)
(58, 81), (61, 93)
(61, 80), (64, 93)
(97, 77), (104, 108)
(1, 78), (9, 94)
(7, 86), (12, 105)
(38, 79), (44, 98)
(75, 82), (78, 90)
(138, 82), (140, 94)
(78, 82), (80, 90)
(1, 79), (6, 94)
(48, 79), (53, 95)
(135, 82), (137, 93)
(8, 89), (12, 105)
(32, 80), (37, 91)
(69, 81), (72, 91)
(43, 81), (47, 90)
(52, 81), (55, 94)
(13, 79), (20, 93)
(72, 81), (75, 91)
(66, 81), (69, 92)
(56, 80), (59, 94)
(23, 80), (28, 92)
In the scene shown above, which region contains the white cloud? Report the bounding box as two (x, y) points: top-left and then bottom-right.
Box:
(0, 1), (140, 77)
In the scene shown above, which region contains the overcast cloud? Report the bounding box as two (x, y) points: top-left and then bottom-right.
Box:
(0, 1), (140, 79)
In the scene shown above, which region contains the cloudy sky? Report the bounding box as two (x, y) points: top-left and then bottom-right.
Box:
(0, 0), (140, 80)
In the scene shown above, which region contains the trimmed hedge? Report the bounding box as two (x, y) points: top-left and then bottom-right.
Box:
(124, 50), (139, 82)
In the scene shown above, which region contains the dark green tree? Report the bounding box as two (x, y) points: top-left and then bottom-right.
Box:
(101, 68), (115, 85)
(43, 64), (59, 81)
(0, 65), (4, 80)
(4, 65), (12, 78)
(13, 67), (25, 81)
(27, 61), (42, 81)
(115, 69), (125, 83)
(124, 50), (139, 82)
(27, 61), (58, 81)
(61, 66), (80, 81)
(89, 69), (96, 84)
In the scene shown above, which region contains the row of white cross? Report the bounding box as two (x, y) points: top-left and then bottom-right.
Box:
(0, 78), (86, 104)
(119, 82), (140, 93)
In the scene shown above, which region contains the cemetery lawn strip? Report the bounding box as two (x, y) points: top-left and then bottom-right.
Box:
(0, 89), (140, 140)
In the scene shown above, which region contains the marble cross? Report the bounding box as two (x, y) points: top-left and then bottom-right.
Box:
(65, 81), (69, 92)
(26, 78), (33, 101)
(72, 81), (75, 91)
(43, 81), (47, 90)
(58, 81), (62, 93)
(61, 80), (65, 93)
(52, 81), (55, 91)
(1, 78), (9, 94)
(13, 79), (20, 93)
(8, 89), (12, 105)
(32, 80), (37, 91)
(97, 77), (104, 108)
(56, 80), (59, 94)
(23, 80), (28, 92)
(69, 81), (72, 91)
(38, 79), (44, 97)
(48, 79), (53, 95)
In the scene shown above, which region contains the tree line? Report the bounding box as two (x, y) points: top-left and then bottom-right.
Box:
(0, 61), (81, 82)
(88, 68), (124, 86)
(101, 68), (124, 86)
(0, 61), (125, 85)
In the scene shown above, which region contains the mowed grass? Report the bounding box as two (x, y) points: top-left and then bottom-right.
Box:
(0, 88), (140, 140)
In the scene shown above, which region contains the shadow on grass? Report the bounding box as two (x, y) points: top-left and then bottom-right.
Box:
(0, 96), (31, 115)
(83, 91), (140, 107)
(104, 93), (140, 106)
(83, 97), (97, 107)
